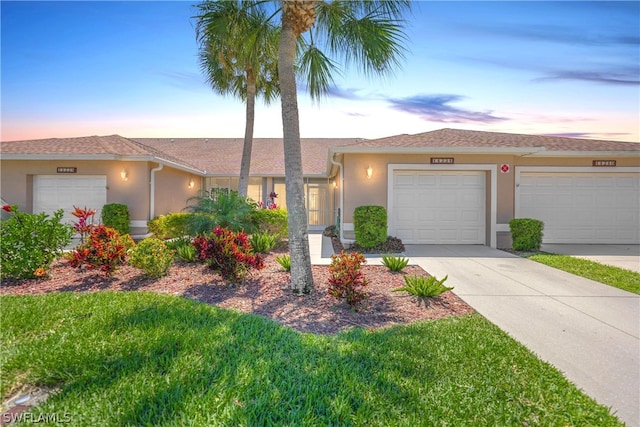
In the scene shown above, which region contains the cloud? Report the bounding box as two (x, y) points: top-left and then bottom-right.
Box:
(542, 132), (631, 139)
(536, 70), (639, 86)
(388, 94), (507, 124)
(159, 70), (209, 91)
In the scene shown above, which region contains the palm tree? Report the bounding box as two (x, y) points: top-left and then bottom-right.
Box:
(278, 0), (413, 294)
(195, 1), (280, 197)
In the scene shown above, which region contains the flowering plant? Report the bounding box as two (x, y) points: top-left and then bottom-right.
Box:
(259, 191), (278, 210)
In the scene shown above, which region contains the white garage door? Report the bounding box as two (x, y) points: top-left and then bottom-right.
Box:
(392, 171), (485, 244)
(519, 172), (640, 244)
(33, 176), (107, 225)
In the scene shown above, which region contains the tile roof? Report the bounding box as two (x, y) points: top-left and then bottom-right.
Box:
(343, 128), (640, 152)
(132, 137), (358, 176)
(1, 135), (153, 156)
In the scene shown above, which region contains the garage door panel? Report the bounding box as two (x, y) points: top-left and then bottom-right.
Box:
(33, 176), (107, 226)
(392, 170), (485, 244)
(519, 172), (639, 244)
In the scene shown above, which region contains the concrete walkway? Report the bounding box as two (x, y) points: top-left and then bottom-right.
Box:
(542, 244), (640, 273)
(308, 236), (640, 426)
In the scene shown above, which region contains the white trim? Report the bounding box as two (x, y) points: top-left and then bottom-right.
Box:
(514, 166), (640, 217)
(343, 222), (354, 231)
(329, 146), (543, 155)
(521, 151), (640, 158)
(387, 164), (497, 248)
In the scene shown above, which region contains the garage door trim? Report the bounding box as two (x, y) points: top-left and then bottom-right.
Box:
(515, 166), (640, 244)
(388, 164), (497, 247)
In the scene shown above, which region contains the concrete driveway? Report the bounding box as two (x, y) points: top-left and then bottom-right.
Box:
(541, 244), (640, 272)
(403, 245), (640, 427)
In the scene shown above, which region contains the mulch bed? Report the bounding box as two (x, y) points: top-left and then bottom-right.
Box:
(0, 248), (475, 335)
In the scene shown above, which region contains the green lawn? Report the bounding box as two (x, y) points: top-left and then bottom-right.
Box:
(0, 292), (622, 426)
(527, 253), (640, 295)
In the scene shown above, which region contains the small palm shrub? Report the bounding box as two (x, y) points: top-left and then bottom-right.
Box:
(129, 238), (175, 278)
(192, 227), (264, 282)
(381, 254), (409, 272)
(69, 225), (132, 276)
(185, 189), (257, 234)
(275, 254), (291, 272)
(0, 205), (74, 279)
(250, 231), (278, 254)
(393, 274), (452, 298)
(328, 251), (368, 308)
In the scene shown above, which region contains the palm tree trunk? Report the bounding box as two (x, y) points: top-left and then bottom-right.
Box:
(238, 73), (256, 197)
(278, 20), (314, 294)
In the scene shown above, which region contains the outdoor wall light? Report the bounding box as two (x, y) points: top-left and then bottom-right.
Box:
(188, 178), (195, 189)
(120, 169), (128, 181)
(366, 165), (373, 179)
(333, 179), (337, 188)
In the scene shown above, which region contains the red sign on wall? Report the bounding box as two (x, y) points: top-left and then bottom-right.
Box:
(500, 164), (510, 173)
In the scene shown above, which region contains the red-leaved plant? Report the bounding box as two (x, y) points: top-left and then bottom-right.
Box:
(71, 205), (97, 243)
(192, 226), (264, 282)
(68, 225), (132, 276)
(328, 251), (369, 308)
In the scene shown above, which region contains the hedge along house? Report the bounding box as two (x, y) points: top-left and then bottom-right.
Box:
(0, 135), (354, 234)
(327, 129), (640, 248)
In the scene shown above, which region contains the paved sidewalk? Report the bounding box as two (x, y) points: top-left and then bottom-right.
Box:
(308, 236), (640, 426)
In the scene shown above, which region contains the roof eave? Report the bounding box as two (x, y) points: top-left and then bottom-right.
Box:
(329, 146), (546, 155)
(522, 150), (640, 158)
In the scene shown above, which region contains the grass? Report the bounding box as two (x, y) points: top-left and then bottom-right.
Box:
(1, 292), (622, 426)
(527, 253), (640, 295)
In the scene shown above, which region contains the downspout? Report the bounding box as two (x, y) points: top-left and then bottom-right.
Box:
(329, 153), (344, 242)
(149, 163), (164, 220)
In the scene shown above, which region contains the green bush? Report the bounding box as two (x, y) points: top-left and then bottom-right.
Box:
(129, 238), (175, 278)
(102, 203), (130, 235)
(393, 275), (452, 298)
(354, 206), (387, 249)
(250, 231), (278, 254)
(251, 208), (288, 236)
(0, 206), (74, 279)
(509, 218), (544, 251)
(275, 254), (291, 272)
(176, 244), (197, 263)
(148, 213), (191, 239)
(381, 254), (409, 272)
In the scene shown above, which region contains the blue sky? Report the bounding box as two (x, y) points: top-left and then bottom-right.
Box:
(2, 1), (638, 142)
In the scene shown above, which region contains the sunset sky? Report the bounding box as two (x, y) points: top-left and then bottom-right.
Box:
(2, 1), (639, 142)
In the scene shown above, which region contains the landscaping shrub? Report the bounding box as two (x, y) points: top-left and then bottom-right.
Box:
(0, 205), (74, 279)
(250, 231), (278, 254)
(69, 225), (132, 276)
(354, 206), (387, 249)
(509, 218), (544, 251)
(129, 238), (175, 278)
(393, 275), (452, 298)
(381, 254), (409, 272)
(328, 251), (368, 308)
(102, 203), (130, 235)
(252, 208), (288, 236)
(185, 189), (256, 234)
(192, 226), (264, 282)
(147, 213), (191, 239)
(176, 244), (197, 263)
(275, 254), (291, 272)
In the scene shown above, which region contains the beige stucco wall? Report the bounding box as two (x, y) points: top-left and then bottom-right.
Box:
(0, 160), (200, 227)
(339, 152), (640, 246)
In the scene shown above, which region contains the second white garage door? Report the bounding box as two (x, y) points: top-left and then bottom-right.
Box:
(391, 171), (486, 244)
(33, 175), (107, 225)
(518, 172), (640, 244)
